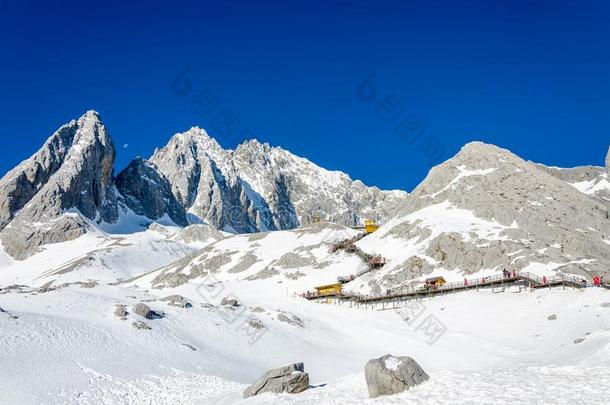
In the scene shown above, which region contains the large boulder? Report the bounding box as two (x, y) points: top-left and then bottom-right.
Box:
(243, 363), (309, 398)
(365, 355), (429, 398)
(132, 303), (163, 320)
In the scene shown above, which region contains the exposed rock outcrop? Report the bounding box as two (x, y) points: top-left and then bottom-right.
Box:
(243, 363), (309, 398)
(132, 303), (163, 319)
(160, 295), (192, 308)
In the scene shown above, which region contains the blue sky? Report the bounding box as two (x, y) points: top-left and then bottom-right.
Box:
(1, 0), (609, 191)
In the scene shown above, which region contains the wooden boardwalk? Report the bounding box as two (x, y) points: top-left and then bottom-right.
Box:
(303, 272), (591, 309)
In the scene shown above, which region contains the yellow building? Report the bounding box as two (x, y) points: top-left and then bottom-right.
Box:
(364, 219), (379, 234)
(314, 283), (343, 296)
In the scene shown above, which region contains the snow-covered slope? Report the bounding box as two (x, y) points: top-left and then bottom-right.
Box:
(1, 270), (610, 404)
(0, 224), (219, 288)
(133, 222), (362, 293)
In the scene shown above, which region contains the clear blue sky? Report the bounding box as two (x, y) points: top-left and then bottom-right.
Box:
(1, 0), (609, 191)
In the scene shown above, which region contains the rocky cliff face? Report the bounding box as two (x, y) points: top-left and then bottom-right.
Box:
(146, 127), (408, 232)
(0, 111), (117, 259)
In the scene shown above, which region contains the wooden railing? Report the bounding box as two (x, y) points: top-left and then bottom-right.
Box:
(303, 271), (592, 303)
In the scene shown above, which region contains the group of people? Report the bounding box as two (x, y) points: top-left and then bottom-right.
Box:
(502, 268), (517, 278)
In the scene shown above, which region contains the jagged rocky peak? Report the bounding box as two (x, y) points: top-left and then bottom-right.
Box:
(606, 145), (610, 173)
(146, 127), (408, 232)
(0, 110), (118, 259)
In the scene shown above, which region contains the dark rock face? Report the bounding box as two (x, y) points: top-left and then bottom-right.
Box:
(115, 158), (188, 226)
(243, 363), (309, 398)
(0, 111), (118, 259)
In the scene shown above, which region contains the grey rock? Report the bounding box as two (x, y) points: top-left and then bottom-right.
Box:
(160, 295), (192, 308)
(170, 223), (225, 245)
(601, 302), (610, 308)
(243, 363), (309, 398)
(114, 304), (128, 318)
(220, 297), (240, 307)
(277, 313), (304, 327)
(132, 303), (163, 320)
(547, 314), (557, 321)
(115, 157), (188, 226)
(365, 355), (429, 398)
(248, 318), (265, 329)
(574, 337), (585, 344)
(132, 321), (151, 330)
(606, 146), (610, 174)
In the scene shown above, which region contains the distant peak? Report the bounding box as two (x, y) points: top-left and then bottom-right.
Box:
(458, 141), (516, 159)
(183, 126), (210, 138)
(237, 138), (273, 153)
(605, 145), (610, 171)
(80, 110), (101, 121)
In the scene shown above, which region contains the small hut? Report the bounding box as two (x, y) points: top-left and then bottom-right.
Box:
(314, 283), (343, 296)
(424, 276), (446, 289)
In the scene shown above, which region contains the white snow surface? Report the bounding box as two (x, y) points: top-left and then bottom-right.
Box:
(1, 221), (610, 404)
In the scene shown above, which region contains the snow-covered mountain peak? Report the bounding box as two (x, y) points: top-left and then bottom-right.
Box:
(143, 126), (408, 232)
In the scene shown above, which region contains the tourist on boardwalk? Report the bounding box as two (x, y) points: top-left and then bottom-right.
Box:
(593, 276), (601, 287)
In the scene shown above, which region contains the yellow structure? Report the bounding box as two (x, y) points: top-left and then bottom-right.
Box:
(364, 219), (380, 234)
(312, 215), (321, 223)
(314, 283), (343, 296)
(425, 276), (446, 289)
